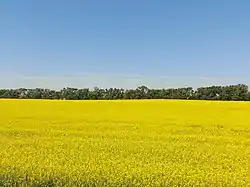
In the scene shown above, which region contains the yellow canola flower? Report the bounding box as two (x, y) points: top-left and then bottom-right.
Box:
(0, 99), (249, 186)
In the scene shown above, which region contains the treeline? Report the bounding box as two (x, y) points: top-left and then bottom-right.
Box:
(0, 84), (250, 101)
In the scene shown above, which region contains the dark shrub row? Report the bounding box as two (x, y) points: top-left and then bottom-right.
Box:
(0, 84), (249, 101)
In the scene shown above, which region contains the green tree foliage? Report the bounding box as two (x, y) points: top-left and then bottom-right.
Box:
(0, 84), (249, 101)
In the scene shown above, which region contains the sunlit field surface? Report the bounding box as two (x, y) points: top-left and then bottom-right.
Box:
(0, 99), (249, 186)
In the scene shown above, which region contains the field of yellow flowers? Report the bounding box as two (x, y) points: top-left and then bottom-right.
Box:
(0, 99), (249, 186)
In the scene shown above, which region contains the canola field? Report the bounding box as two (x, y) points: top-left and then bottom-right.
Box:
(0, 99), (250, 186)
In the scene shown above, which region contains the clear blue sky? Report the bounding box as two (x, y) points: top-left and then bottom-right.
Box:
(1, 0), (250, 89)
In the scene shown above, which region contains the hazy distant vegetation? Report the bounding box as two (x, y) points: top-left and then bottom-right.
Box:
(0, 84), (249, 101)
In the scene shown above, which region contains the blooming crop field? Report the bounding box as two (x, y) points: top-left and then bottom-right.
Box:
(0, 99), (249, 186)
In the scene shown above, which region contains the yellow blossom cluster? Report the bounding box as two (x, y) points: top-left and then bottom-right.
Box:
(0, 99), (249, 186)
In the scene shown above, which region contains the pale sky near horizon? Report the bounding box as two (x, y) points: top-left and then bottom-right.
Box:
(1, 0), (250, 89)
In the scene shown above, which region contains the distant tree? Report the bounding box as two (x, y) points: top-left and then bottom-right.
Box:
(135, 85), (149, 99)
(0, 84), (249, 101)
(246, 92), (250, 101)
